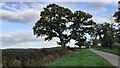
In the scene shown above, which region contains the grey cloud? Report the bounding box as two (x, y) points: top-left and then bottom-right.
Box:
(1, 32), (43, 46)
(1, 3), (46, 24)
(1, 2), (117, 24)
(0, 31), (77, 49)
(93, 16), (111, 24)
(1, 9), (40, 24)
(0, 31), (60, 48)
(1, 0), (117, 2)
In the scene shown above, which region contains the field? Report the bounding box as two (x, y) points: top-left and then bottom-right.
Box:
(2, 47), (74, 67)
(47, 49), (112, 66)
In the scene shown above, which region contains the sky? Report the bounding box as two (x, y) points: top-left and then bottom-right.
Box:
(0, 1), (118, 49)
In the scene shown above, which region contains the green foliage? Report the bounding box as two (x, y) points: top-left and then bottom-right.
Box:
(32, 3), (120, 49)
(116, 28), (120, 43)
(92, 23), (112, 47)
(33, 4), (73, 48)
(113, 1), (120, 43)
(33, 4), (96, 48)
(113, 11), (120, 23)
(70, 10), (95, 47)
(113, 1), (120, 23)
(92, 23), (117, 48)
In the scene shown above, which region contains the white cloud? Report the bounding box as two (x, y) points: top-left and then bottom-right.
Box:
(99, 2), (118, 6)
(0, 2), (19, 11)
(93, 16), (112, 24)
(1, 2), (117, 24)
(1, 3), (46, 24)
(0, 31), (61, 49)
(1, 0), (118, 2)
(1, 31), (40, 46)
(31, 3), (46, 10)
(1, 9), (40, 24)
(0, 31), (77, 49)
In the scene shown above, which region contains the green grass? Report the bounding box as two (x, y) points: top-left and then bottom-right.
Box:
(95, 47), (120, 55)
(47, 49), (112, 66)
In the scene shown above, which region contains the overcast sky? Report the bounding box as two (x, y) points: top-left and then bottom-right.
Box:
(0, 1), (118, 49)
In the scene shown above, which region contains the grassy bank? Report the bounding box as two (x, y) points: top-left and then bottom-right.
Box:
(95, 47), (120, 55)
(47, 49), (112, 66)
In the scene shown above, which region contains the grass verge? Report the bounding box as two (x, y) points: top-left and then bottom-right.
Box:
(47, 49), (112, 66)
(95, 47), (120, 56)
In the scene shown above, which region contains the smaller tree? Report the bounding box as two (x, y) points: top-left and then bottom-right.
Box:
(113, 1), (120, 43)
(94, 23), (115, 49)
(70, 10), (95, 48)
(113, 10), (120, 43)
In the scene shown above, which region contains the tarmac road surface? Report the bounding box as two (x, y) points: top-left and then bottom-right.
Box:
(90, 49), (120, 67)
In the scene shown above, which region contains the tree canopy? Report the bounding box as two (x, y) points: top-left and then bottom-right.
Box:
(33, 4), (96, 48)
(113, 1), (120, 43)
(33, 4), (73, 48)
(70, 10), (95, 47)
(113, 1), (120, 23)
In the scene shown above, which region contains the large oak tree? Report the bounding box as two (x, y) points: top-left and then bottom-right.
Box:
(33, 4), (73, 48)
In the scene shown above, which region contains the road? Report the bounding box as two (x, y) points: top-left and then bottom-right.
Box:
(90, 49), (120, 67)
